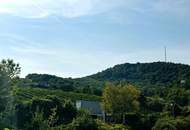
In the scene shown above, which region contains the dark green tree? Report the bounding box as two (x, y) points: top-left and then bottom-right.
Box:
(0, 59), (21, 79)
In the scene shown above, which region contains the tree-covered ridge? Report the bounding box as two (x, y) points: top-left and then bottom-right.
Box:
(24, 62), (190, 93)
(25, 74), (75, 91)
(22, 74), (103, 96)
(89, 62), (190, 87)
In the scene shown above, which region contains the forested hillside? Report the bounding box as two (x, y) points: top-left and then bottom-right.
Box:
(89, 62), (190, 87)
(23, 62), (190, 92)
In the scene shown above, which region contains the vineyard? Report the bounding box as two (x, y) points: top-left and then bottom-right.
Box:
(15, 87), (101, 103)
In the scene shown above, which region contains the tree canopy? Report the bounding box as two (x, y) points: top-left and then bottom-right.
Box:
(102, 83), (140, 123)
(0, 59), (21, 79)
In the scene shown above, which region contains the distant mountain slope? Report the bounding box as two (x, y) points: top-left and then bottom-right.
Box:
(87, 62), (190, 87)
(25, 73), (75, 91)
(22, 62), (190, 91)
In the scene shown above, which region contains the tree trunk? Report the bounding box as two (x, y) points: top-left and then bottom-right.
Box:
(122, 114), (125, 124)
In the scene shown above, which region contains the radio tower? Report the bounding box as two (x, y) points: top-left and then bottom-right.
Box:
(165, 46), (167, 62)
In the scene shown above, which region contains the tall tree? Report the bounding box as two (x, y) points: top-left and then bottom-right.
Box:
(0, 70), (10, 113)
(102, 82), (140, 124)
(0, 59), (21, 127)
(0, 59), (21, 79)
(0, 59), (21, 108)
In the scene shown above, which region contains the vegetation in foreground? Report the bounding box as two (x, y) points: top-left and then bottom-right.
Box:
(0, 59), (190, 130)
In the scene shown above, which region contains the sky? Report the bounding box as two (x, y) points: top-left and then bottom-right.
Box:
(0, 0), (190, 78)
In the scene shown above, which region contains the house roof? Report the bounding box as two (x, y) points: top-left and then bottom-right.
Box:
(76, 100), (103, 116)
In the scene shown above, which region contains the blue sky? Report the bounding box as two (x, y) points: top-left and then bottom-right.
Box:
(0, 0), (190, 78)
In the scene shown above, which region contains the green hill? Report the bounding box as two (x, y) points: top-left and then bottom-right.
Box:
(87, 62), (190, 87)
(21, 62), (190, 92)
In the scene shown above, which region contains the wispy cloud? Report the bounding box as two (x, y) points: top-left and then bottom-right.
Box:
(0, 0), (189, 19)
(0, 33), (43, 49)
(0, 0), (129, 18)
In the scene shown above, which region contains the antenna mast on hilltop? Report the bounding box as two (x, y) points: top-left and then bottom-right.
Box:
(164, 46), (167, 62)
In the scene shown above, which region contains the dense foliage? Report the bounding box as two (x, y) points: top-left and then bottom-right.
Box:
(102, 83), (140, 124)
(15, 96), (77, 130)
(20, 74), (103, 96)
(0, 59), (190, 130)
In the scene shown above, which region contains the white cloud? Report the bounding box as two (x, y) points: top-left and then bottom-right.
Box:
(0, 0), (131, 18)
(0, 0), (189, 19)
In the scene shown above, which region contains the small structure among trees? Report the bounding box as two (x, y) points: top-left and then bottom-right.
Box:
(76, 100), (104, 118)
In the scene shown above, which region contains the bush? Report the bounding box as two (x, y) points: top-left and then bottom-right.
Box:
(152, 116), (190, 130)
(65, 110), (98, 130)
(96, 119), (129, 130)
(66, 116), (98, 130)
(15, 96), (77, 129)
(146, 97), (165, 112)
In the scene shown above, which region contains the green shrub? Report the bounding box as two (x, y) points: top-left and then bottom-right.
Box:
(152, 116), (190, 130)
(96, 119), (129, 130)
(65, 110), (98, 130)
(15, 96), (77, 129)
